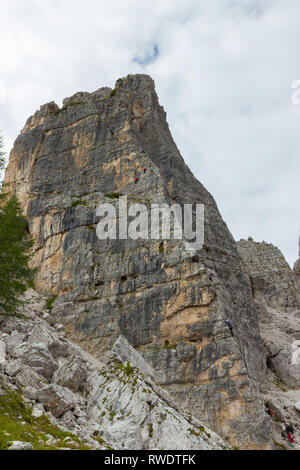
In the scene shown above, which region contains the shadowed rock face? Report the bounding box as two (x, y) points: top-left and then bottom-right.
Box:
(4, 74), (270, 448)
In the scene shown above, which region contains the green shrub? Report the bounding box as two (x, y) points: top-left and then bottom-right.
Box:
(46, 295), (57, 311)
(148, 423), (153, 438)
(124, 361), (134, 376)
(104, 193), (123, 199)
(51, 101), (84, 116)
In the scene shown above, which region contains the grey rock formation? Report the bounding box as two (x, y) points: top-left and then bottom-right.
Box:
(37, 384), (77, 418)
(14, 367), (47, 391)
(110, 334), (155, 378)
(237, 239), (300, 389)
(3, 74), (270, 448)
(259, 307), (300, 388)
(53, 355), (87, 392)
(13, 342), (57, 380)
(237, 239), (300, 312)
(87, 359), (228, 450)
(4, 332), (25, 355)
(235, 238), (300, 449)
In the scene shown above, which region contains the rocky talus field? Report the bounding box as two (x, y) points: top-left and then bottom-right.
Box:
(1, 74), (299, 450)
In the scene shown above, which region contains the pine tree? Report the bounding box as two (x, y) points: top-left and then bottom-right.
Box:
(0, 133), (6, 195)
(0, 133), (36, 315)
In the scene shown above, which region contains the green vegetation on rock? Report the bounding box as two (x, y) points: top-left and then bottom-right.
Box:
(0, 389), (90, 450)
(46, 295), (58, 311)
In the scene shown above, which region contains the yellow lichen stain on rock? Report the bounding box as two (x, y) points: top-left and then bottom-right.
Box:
(72, 131), (94, 168)
(115, 120), (132, 143)
(200, 287), (215, 306)
(166, 178), (175, 200)
(161, 307), (201, 342)
(132, 101), (144, 119)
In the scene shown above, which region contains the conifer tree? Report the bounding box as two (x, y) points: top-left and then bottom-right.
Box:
(0, 133), (35, 315)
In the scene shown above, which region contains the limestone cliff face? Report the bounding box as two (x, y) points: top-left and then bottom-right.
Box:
(4, 74), (270, 448)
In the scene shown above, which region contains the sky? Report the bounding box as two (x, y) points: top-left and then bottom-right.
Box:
(0, 0), (299, 266)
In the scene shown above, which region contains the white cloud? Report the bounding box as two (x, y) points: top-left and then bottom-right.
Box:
(0, 0), (299, 265)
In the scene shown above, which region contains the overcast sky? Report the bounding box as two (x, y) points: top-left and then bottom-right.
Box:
(0, 0), (299, 265)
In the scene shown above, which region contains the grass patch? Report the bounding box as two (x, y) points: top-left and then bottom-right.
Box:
(104, 193), (123, 199)
(163, 342), (176, 350)
(71, 200), (88, 207)
(0, 389), (90, 450)
(274, 378), (287, 392)
(188, 428), (201, 437)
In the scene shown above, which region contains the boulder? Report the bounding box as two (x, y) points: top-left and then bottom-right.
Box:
(23, 386), (39, 401)
(5, 331), (26, 355)
(8, 441), (34, 450)
(13, 342), (57, 379)
(61, 410), (77, 428)
(53, 355), (87, 392)
(32, 403), (45, 418)
(5, 360), (22, 377)
(36, 384), (76, 418)
(15, 367), (48, 390)
(28, 324), (70, 358)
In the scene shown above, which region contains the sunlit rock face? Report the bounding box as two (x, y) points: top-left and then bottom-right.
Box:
(4, 74), (271, 448)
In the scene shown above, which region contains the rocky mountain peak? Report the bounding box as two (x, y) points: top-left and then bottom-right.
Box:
(2, 74), (300, 450)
